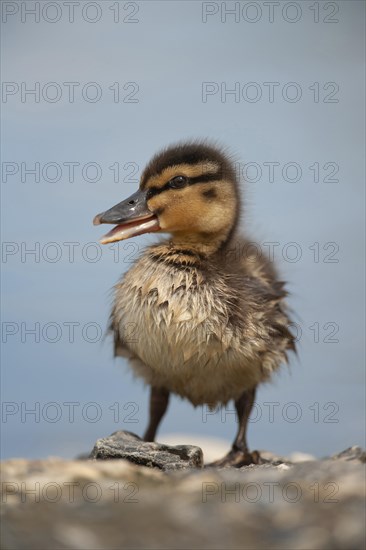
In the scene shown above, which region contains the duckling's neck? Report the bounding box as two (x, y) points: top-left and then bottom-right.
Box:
(168, 228), (234, 257)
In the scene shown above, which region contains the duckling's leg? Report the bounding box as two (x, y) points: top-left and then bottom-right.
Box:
(143, 386), (170, 442)
(208, 386), (262, 467)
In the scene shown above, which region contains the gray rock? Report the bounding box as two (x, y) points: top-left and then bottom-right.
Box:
(329, 445), (366, 463)
(1, 447), (365, 549)
(89, 430), (203, 471)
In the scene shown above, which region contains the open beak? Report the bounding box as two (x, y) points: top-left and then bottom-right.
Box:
(93, 189), (160, 244)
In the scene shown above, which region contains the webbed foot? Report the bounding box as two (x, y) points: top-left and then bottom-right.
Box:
(207, 448), (265, 468)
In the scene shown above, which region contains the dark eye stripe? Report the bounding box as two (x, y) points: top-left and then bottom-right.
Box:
(147, 172), (221, 198)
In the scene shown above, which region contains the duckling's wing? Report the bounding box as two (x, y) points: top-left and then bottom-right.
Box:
(232, 239), (297, 358)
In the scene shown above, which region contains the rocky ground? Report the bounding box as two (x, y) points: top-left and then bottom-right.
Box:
(1, 432), (365, 550)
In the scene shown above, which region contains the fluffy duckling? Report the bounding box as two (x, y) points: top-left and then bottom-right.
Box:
(93, 142), (295, 467)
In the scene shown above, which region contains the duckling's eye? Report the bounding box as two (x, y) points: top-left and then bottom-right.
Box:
(168, 175), (188, 189)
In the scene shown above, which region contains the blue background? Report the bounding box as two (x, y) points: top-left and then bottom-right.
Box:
(1, 0), (365, 459)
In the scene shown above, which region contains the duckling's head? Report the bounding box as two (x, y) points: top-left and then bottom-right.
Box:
(94, 142), (240, 252)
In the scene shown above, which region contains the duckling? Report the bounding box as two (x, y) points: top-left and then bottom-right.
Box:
(93, 141), (295, 467)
